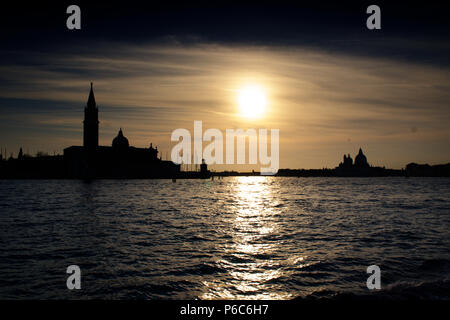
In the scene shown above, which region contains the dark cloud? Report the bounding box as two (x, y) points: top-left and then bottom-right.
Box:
(1, 2), (449, 66)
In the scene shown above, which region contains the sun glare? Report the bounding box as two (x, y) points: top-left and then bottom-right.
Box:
(237, 85), (267, 119)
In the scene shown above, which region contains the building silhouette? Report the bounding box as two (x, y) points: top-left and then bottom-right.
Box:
(336, 148), (373, 176)
(83, 82), (99, 151)
(342, 154), (353, 167)
(0, 83), (213, 179)
(354, 148), (370, 168)
(63, 83), (180, 179)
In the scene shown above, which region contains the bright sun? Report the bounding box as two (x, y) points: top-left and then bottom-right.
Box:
(237, 85), (267, 118)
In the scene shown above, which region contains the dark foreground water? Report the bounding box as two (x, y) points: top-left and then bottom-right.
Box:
(0, 177), (449, 300)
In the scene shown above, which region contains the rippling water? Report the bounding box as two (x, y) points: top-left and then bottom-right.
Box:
(0, 177), (449, 299)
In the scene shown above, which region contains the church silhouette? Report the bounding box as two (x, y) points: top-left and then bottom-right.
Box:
(335, 148), (380, 176)
(64, 83), (180, 178)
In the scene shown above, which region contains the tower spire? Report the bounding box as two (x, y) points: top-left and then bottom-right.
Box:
(87, 82), (96, 109)
(84, 82), (99, 150)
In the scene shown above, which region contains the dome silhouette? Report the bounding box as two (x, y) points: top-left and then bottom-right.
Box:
(112, 128), (129, 149)
(354, 148), (369, 168)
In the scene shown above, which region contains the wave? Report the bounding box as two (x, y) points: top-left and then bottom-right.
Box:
(295, 278), (450, 301)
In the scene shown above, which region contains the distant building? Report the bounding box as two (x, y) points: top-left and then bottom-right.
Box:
(64, 83), (180, 178)
(336, 148), (372, 176)
(83, 83), (99, 151)
(199, 158), (211, 178)
(342, 154), (353, 168)
(405, 162), (450, 177)
(354, 148), (370, 168)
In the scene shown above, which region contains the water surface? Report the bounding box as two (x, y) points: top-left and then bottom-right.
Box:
(0, 177), (449, 299)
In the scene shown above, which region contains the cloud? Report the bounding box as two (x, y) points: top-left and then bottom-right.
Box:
(0, 42), (449, 168)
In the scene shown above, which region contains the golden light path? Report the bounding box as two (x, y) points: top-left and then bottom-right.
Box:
(201, 177), (302, 300)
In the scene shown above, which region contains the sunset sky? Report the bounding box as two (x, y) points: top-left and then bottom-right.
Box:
(1, 2), (449, 170)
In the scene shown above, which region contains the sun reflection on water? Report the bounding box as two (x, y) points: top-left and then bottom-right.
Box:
(201, 176), (296, 299)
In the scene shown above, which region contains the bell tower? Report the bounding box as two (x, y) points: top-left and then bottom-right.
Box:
(83, 82), (99, 151)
